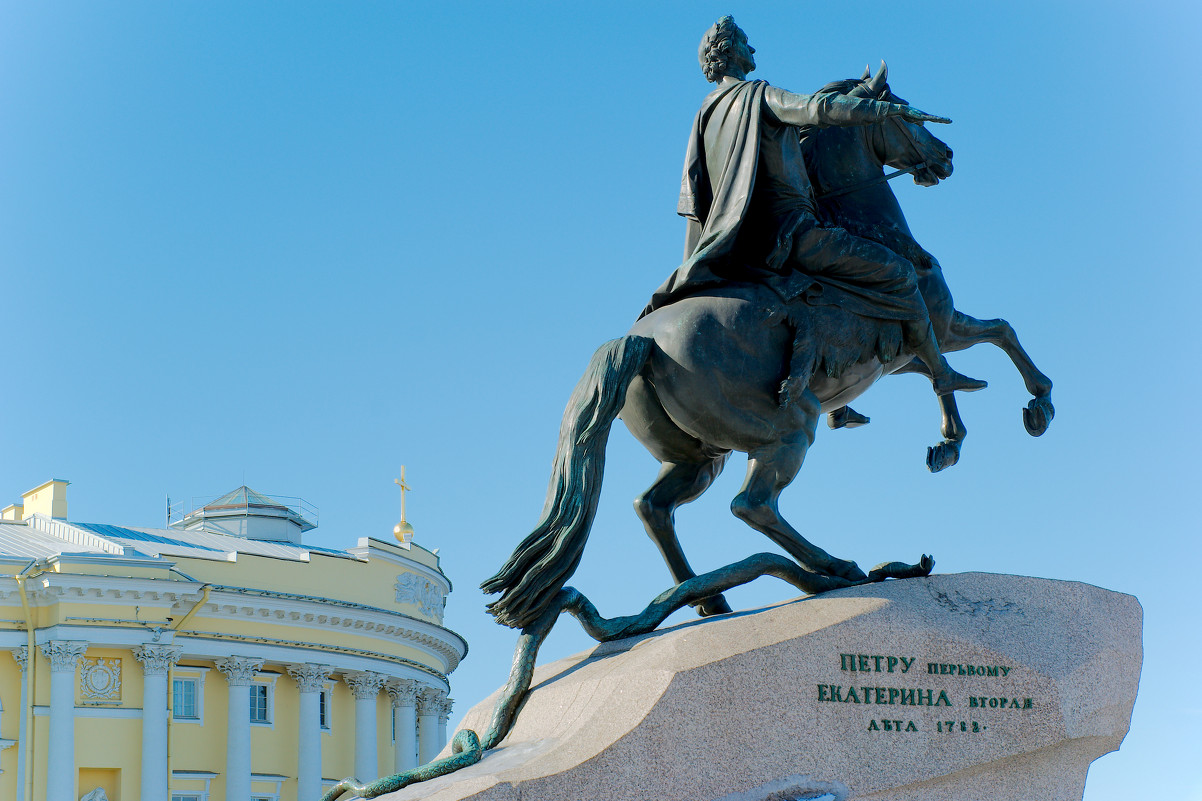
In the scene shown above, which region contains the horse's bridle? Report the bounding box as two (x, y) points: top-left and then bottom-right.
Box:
(814, 82), (933, 201)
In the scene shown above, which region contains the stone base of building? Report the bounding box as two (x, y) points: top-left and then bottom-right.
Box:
(383, 572), (1141, 801)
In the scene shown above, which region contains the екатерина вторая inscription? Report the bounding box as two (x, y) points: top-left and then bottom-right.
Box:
(818, 652), (1036, 734)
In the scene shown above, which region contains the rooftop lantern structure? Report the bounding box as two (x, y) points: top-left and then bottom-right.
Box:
(172, 485), (317, 543)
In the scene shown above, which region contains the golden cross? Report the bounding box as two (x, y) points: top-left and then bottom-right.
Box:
(394, 466), (412, 522)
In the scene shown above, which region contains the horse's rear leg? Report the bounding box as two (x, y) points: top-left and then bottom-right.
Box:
(944, 311), (1054, 436)
(634, 455), (731, 617)
(730, 391), (868, 583)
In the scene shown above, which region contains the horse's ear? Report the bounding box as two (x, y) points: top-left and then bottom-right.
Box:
(861, 64), (871, 81)
(865, 60), (888, 96)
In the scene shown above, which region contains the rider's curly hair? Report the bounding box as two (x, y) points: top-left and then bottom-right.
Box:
(698, 15), (747, 82)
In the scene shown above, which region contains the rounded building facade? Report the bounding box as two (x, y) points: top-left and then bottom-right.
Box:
(0, 480), (466, 801)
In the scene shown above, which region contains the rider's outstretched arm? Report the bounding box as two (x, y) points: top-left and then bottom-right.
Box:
(764, 86), (949, 128)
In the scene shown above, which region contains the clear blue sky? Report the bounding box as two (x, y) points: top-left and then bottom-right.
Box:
(2, 2), (1198, 798)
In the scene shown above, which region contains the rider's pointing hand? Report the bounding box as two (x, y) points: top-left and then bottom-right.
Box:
(891, 105), (952, 125)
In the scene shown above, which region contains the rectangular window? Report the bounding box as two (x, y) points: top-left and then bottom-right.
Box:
(249, 684), (270, 724)
(173, 677), (199, 719)
(319, 689), (330, 730)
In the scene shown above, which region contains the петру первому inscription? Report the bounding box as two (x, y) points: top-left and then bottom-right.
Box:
(820, 653), (1035, 734)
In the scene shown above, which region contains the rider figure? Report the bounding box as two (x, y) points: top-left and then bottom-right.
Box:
(643, 15), (985, 400)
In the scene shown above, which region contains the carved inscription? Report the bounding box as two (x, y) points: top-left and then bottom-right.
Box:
(817, 652), (1036, 734)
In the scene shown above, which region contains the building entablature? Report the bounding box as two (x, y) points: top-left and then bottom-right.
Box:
(0, 571), (466, 674)
(2, 624), (451, 691)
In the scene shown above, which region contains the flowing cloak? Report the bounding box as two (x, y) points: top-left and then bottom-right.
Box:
(641, 80), (771, 318)
(640, 79), (922, 322)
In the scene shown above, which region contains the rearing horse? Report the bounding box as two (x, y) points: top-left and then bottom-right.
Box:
(805, 62), (1054, 471)
(482, 67), (1053, 630)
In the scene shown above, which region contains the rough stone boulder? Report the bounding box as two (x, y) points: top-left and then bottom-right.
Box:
(387, 572), (1141, 801)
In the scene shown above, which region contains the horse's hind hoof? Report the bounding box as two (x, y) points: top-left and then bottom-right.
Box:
(830, 559), (868, 583)
(693, 594), (733, 617)
(926, 440), (962, 473)
(1023, 396), (1054, 437)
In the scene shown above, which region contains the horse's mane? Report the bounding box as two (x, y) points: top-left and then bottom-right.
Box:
(817, 78), (861, 96)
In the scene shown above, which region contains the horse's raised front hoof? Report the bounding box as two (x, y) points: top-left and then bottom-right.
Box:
(1023, 395), (1054, 437)
(693, 594), (733, 617)
(926, 440), (962, 473)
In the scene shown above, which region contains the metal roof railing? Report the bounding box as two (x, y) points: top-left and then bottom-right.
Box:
(167, 490), (318, 528)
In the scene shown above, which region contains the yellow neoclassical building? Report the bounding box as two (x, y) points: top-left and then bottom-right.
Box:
(0, 479), (466, 801)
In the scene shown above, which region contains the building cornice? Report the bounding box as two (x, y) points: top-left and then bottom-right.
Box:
(0, 573), (199, 608)
(0, 572), (466, 674)
(47, 552), (177, 571)
(198, 586), (465, 673)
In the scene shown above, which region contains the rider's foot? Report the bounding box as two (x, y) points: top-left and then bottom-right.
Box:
(828, 406), (870, 429)
(931, 368), (987, 396)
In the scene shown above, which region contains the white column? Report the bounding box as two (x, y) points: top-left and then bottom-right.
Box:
(9, 647), (29, 797)
(386, 679), (418, 773)
(287, 663), (332, 801)
(343, 671), (387, 781)
(133, 645), (182, 801)
(41, 640), (88, 801)
(416, 687), (445, 765)
(216, 656), (264, 801)
(436, 696), (454, 754)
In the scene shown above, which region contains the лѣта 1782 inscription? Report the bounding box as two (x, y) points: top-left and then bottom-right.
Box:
(819, 652), (1035, 734)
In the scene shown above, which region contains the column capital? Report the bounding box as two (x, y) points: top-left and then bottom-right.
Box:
(133, 644), (183, 676)
(343, 670), (388, 701)
(386, 678), (419, 707)
(416, 686), (447, 716)
(287, 663), (333, 693)
(40, 640), (88, 672)
(215, 655), (264, 686)
(9, 646), (29, 672)
(436, 696), (454, 724)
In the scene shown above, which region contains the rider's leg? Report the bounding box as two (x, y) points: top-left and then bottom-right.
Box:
(904, 314), (987, 395)
(790, 222), (985, 396)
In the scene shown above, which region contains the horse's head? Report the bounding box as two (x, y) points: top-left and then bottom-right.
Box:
(847, 62), (953, 186)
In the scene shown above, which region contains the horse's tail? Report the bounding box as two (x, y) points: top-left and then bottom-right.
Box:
(481, 335), (654, 630)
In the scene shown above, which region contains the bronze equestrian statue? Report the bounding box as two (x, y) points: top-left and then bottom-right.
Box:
(482, 16), (1053, 630)
(318, 16), (1056, 801)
